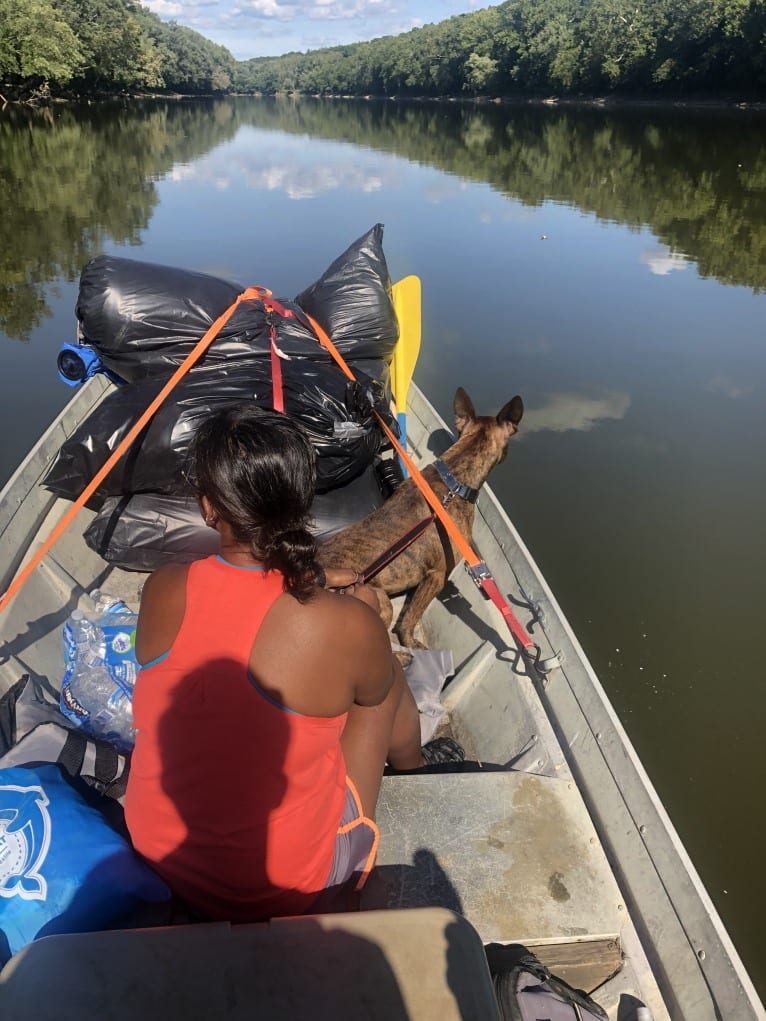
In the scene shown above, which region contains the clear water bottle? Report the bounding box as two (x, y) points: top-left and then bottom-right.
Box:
(90, 588), (130, 616)
(61, 608), (136, 752)
(89, 588), (139, 701)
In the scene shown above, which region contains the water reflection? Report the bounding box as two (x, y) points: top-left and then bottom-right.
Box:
(0, 99), (239, 341)
(640, 246), (689, 276)
(3, 97), (766, 343)
(521, 391), (631, 434)
(229, 98), (766, 293)
(706, 373), (756, 400)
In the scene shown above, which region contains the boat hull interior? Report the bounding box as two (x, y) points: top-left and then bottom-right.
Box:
(1, 377), (762, 1020)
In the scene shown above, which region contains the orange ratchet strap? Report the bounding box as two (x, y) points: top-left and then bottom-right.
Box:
(257, 289), (300, 416)
(304, 314), (538, 656)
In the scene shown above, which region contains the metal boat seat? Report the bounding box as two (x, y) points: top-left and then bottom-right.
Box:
(0, 907), (499, 1020)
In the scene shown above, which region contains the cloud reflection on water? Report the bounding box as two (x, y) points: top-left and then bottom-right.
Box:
(706, 374), (755, 400)
(640, 246), (689, 276)
(521, 390), (631, 434)
(167, 143), (399, 200)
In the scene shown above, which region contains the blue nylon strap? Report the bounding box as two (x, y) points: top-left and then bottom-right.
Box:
(434, 459), (480, 504)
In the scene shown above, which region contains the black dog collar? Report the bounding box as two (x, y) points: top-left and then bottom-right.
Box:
(434, 459), (480, 504)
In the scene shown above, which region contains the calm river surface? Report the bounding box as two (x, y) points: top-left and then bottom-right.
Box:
(2, 96), (765, 994)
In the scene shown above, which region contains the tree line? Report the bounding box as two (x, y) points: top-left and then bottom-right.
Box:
(0, 0), (234, 99)
(2, 0), (766, 102)
(235, 0), (766, 97)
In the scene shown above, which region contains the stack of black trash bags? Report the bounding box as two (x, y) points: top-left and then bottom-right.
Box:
(43, 225), (401, 571)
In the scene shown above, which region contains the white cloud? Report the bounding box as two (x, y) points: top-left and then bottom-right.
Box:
(143, 0), (185, 14)
(242, 0), (298, 18)
(234, 0), (404, 24)
(138, 0), (503, 59)
(640, 246), (689, 276)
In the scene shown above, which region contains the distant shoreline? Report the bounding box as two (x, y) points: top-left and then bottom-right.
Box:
(4, 89), (766, 114)
(147, 91), (766, 113)
(320, 91), (766, 112)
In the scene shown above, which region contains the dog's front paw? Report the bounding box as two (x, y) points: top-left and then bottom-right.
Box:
(396, 634), (428, 651)
(394, 650), (413, 670)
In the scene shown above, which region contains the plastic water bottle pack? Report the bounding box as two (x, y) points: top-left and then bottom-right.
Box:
(60, 590), (139, 753)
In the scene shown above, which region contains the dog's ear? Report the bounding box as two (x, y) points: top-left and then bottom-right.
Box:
(497, 395), (524, 433)
(454, 387), (476, 434)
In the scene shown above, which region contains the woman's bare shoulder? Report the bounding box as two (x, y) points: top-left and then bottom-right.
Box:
(305, 585), (390, 653)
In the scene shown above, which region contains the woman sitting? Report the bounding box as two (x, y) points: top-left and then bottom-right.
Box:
(125, 404), (451, 921)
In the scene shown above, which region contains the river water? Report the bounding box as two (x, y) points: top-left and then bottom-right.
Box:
(2, 96), (765, 995)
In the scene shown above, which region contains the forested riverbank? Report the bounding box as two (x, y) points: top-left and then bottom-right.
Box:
(2, 0), (765, 104)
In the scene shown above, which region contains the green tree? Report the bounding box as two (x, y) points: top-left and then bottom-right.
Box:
(51, 0), (164, 89)
(464, 52), (498, 94)
(0, 0), (83, 88)
(583, 0), (664, 89)
(147, 19), (234, 93)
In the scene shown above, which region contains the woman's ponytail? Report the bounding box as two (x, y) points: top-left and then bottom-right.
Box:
(258, 522), (319, 602)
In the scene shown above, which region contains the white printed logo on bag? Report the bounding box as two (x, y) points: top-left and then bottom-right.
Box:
(0, 784), (52, 900)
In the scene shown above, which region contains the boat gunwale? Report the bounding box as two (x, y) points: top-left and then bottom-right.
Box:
(0, 376), (112, 593)
(407, 385), (765, 1020)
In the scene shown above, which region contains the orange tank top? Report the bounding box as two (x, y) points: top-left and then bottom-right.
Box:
(124, 555), (348, 921)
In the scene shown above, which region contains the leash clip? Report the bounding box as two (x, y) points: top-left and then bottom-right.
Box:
(467, 561), (492, 597)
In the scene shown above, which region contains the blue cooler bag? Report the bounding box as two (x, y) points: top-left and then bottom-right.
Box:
(0, 764), (169, 963)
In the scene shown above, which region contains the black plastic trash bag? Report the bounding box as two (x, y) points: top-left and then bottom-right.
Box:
(43, 361), (393, 502)
(77, 256), (334, 384)
(296, 223), (399, 363)
(84, 493), (220, 570)
(84, 467), (386, 571)
(76, 225), (399, 385)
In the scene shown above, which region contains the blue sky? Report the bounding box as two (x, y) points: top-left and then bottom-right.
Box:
(140, 0), (499, 61)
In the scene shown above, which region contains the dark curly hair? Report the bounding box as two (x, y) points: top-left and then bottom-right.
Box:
(190, 404), (320, 602)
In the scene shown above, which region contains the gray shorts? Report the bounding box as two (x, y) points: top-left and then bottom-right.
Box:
(323, 778), (379, 892)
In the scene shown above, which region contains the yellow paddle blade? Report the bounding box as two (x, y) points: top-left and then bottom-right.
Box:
(391, 275), (422, 415)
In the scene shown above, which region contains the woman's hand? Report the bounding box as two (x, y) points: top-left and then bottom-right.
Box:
(322, 568), (380, 613)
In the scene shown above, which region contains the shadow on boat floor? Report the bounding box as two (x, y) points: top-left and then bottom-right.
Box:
(385, 758), (512, 774)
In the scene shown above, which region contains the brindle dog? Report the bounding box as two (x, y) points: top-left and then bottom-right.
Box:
(318, 387), (523, 648)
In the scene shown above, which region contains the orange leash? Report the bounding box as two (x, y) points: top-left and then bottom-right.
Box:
(0, 285), (268, 616)
(304, 314), (537, 655)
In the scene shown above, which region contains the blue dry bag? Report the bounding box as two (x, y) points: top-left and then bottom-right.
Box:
(0, 764), (169, 964)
